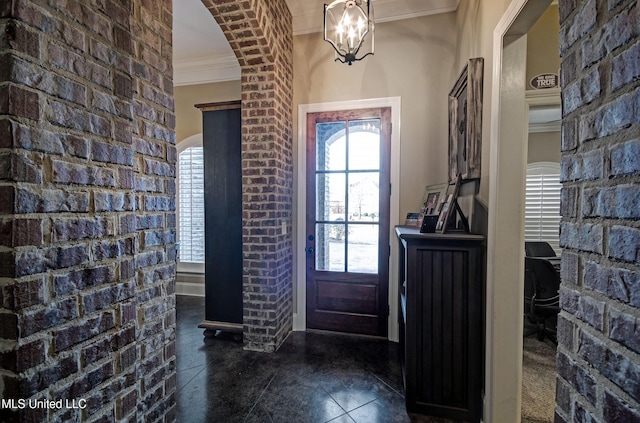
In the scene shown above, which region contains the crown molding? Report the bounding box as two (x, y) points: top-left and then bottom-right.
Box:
(174, 55), (240, 86)
(526, 89), (561, 133)
(290, 0), (459, 35)
(525, 88), (561, 106)
(374, 0), (459, 23)
(529, 121), (561, 133)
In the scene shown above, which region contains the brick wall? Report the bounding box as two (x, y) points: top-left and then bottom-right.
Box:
(557, 0), (640, 421)
(0, 0), (177, 421)
(201, 0), (294, 353)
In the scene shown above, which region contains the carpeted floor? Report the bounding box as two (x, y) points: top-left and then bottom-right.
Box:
(521, 336), (557, 423)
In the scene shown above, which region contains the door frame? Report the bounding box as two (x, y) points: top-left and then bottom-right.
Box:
(487, 1), (552, 422)
(295, 97), (401, 341)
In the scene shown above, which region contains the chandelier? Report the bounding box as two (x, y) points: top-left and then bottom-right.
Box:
(324, 0), (374, 65)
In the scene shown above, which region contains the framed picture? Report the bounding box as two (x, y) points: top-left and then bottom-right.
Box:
(449, 58), (484, 182)
(419, 183), (448, 217)
(404, 212), (420, 227)
(436, 174), (462, 233)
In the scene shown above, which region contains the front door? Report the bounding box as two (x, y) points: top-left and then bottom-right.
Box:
(306, 107), (391, 337)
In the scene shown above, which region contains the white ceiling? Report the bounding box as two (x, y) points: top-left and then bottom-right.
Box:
(172, 0), (460, 86)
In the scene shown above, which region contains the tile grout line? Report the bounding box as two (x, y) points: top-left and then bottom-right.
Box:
(176, 363), (208, 373)
(369, 370), (405, 398)
(175, 365), (207, 395)
(319, 381), (350, 419)
(243, 369), (279, 423)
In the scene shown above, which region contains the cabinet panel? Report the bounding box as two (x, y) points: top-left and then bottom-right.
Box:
(200, 103), (243, 330)
(396, 227), (484, 423)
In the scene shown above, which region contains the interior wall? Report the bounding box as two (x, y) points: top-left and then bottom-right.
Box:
(454, 0), (512, 203)
(293, 13), (458, 220)
(174, 80), (241, 143)
(528, 131), (561, 163)
(526, 5), (560, 87)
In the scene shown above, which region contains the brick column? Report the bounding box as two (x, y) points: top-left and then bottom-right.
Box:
(201, 0), (294, 352)
(0, 0), (176, 421)
(556, 0), (640, 421)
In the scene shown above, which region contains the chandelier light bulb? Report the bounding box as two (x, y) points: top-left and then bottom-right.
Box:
(324, 0), (375, 65)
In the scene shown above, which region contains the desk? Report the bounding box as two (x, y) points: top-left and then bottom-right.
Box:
(538, 256), (560, 274)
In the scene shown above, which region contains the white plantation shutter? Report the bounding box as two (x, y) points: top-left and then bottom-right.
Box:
(525, 162), (562, 255)
(177, 139), (205, 272)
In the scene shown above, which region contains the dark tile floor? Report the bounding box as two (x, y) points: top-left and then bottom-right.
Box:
(175, 295), (455, 423)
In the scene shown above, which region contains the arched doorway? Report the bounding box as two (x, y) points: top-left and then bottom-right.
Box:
(198, 0), (295, 352)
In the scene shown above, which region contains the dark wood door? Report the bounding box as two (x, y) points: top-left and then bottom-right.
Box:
(305, 107), (391, 337)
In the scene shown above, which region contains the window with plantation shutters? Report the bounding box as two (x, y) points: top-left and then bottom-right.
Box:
(525, 162), (561, 255)
(177, 136), (205, 272)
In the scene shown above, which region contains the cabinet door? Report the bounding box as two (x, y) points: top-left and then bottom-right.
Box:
(203, 107), (242, 325)
(406, 240), (482, 422)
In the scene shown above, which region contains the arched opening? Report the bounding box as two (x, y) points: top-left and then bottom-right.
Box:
(187, 0), (295, 352)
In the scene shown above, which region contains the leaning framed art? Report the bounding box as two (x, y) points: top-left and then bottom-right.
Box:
(436, 174), (463, 233)
(448, 58), (484, 182)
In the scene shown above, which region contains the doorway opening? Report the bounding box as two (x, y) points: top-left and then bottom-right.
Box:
(487, 0), (556, 421)
(305, 108), (391, 337)
(296, 97), (402, 341)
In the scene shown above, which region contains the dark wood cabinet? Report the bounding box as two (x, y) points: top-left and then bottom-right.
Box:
(197, 101), (243, 333)
(396, 226), (485, 423)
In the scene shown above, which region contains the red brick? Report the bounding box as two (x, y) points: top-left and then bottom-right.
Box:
(93, 238), (135, 261)
(16, 339), (46, 372)
(54, 266), (115, 299)
(120, 258), (135, 280)
(0, 85), (39, 121)
(120, 301), (136, 325)
(118, 389), (138, 419)
(1, 276), (44, 310)
(52, 217), (113, 242)
(56, 361), (114, 399)
(92, 140), (134, 165)
(0, 312), (18, 339)
(133, 137), (164, 158)
(0, 338), (45, 373)
(53, 311), (115, 352)
(115, 119), (133, 145)
(81, 326), (136, 364)
(15, 245), (89, 277)
(119, 345), (137, 372)
(81, 280), (136, 314)
(52, 159), (116, 187)
(19, 297), (79, 337)
(20, 354), (79, 397)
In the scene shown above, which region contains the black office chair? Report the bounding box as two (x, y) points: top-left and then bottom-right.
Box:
(525, 241), (556, 258)
(523, 257), (561, 344)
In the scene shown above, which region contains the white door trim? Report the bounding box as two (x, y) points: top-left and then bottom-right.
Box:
(487, 1), (552, 422)
(294, 97), (402, 342)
